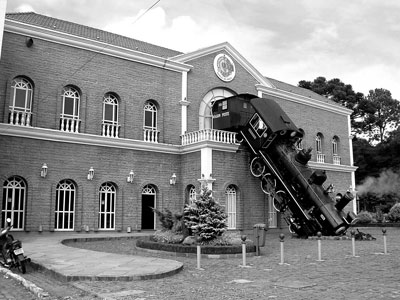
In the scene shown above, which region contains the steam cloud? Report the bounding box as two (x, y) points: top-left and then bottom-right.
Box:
(357, 169), (400, 197)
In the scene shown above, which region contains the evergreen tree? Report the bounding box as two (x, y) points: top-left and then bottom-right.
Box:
(183, 187), (227, 242)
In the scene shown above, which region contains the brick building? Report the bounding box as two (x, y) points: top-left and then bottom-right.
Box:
(0, 12), (357, 233)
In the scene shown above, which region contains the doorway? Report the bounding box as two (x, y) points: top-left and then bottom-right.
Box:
(141, 185), (156, 230)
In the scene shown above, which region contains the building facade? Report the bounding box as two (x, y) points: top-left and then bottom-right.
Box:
(0, 12), (357, 233)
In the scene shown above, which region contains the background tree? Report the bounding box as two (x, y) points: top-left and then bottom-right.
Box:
(361, 89), (400, 143)
(298, 76), (366, 135)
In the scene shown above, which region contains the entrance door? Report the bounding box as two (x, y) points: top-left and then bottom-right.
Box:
(2, 176), (26, 230)
(141, 185), (156, 230)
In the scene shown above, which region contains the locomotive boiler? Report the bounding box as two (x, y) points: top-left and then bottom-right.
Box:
(212, 94), (358, 236)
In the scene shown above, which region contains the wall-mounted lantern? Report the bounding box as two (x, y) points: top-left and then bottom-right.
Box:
(170, 173), (177, 185)
(127, 170), (135, 183)
(40, 163), (48, 178)
(87, 167), (94, 180)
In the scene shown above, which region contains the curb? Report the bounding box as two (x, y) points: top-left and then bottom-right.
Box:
(0, 265), (49, 299)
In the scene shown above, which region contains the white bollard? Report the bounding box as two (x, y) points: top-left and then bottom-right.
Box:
(197, 244), (201, 269)
(316, 232), (324, 262)
(383, 228), (388, 255)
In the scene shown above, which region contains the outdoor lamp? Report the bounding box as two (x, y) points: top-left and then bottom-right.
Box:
(127, 170), (135, 183)
(170, 173), (177, 185)
(87, 167), (94, 180)
(40, 163), (48, 178)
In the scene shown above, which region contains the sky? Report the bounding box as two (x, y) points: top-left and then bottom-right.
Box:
(4, 0), (400, 99)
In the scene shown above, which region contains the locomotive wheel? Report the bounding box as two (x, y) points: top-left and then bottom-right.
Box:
(272, 190), (287, 212)
(250, 157), (265, 177)
(261, 173), (275, 194)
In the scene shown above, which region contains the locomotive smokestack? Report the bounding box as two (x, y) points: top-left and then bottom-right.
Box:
(335, 191), (354, 211)
(295, 147), (312, 165)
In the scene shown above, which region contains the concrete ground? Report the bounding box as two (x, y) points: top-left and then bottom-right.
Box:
(1, 226), (399, 299)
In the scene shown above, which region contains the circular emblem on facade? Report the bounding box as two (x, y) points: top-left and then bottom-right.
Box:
(213, 54), (236, 82)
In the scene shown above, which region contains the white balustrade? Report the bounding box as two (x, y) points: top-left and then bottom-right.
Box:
(316, 153), (325, 163)
(143, 128), (159, 143)
(9, 109), (32, 126)
(333, 155), (341, 165)
(102, 123), (120, 138)
(60, 116), (80, 133)
(181, 129), (239, 146)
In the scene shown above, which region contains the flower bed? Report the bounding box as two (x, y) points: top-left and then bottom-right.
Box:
(136, 238), (256, 255)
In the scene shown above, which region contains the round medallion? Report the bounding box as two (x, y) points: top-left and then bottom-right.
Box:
(213, 54), (236, 82)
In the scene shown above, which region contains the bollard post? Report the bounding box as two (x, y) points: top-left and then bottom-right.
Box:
(351, 230), (356, 257)
(241, 235), (247, 267)
(279, 233), (285, 265)
(196, 236), (203, 270)
(316, 232), (324, 261)
(382, 228), (387, 255)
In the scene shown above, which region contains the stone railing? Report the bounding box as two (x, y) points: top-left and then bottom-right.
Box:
(316, 152), (325, 163)
(9, 109), (32, 126)
(143, 128), (160, 143)
(102, 123), (120, 138)
(333, 155), (341, 165)
(181, 129), (239, 146)
(60, 116), (81, 133)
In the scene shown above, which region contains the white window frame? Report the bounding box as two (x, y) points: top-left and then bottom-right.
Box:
(143, 101), (157, 130)
(189, 185), (196, 205)
(225, 185), (237, 229)
(55, 179), (75, 231)
(98, 182), (116, 230)
(11, 77), (33, 112)
(61, 86), (80, 119)
(103, 94), (119, 125)
(2, 176), (26, 230)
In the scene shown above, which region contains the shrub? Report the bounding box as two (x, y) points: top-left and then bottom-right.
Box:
(152, 230), (184, 244)
(387, 203), (400, 222)
(152, 207), (174, 230)
(356, 211), (373, 224)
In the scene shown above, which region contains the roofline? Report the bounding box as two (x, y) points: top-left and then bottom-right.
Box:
(4, 19), (193, 73)
(256, 84), (353, 116)
(171, 42), (275, 87)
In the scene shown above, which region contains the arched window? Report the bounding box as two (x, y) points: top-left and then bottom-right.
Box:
(200, 88), (235, 130)
(102, 93), (119, 138)
(55, 179), (76, 231)
(60, 86), (81, 132)
(99, 182), (116, 230)
(225, 185), (237, 229)
(143, 101), (159, 142)
(2, 176), (26, 230)
(187, 185), (197, 205)
(315, 133), (325, 163)
(332, 136), (341, 165)
(9, 77), (33, 126)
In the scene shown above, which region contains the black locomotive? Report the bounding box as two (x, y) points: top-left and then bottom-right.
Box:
(212, 94), (358, 236)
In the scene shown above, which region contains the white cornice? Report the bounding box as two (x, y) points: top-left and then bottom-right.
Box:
(171, 42), (274, 88)
(0, 124), (181, 154)
(256, 84), (353, 116)
(4, 20), (192, 73)
(309, 161), (358, 172)
(0, 124), (240, 155)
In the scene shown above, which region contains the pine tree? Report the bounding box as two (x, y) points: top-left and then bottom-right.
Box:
(183, 187), (227, 242)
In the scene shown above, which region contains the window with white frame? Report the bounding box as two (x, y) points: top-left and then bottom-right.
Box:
(99, 182), (116, 230)
(332, 136), (339, 155)
(60, 86), (81, 132)
(315, 133), (325, 163)
(55, 179), (75, 231)
(2, 176), (26, 230)
(143, 101), (158, 142)
(189, 185), (196, 205)
(225, 185), (237, 229)
(9, 77), (33, 126)
(332, 136), (341, 164)
(102, 93), (119, 137)
(144, 101), (157, 130)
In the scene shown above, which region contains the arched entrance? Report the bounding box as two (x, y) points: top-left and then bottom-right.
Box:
(141, 185), (156, 230)
(199, 88), (235, 130)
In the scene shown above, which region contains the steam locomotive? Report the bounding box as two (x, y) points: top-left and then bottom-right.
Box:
(212, 94), (358, 236)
